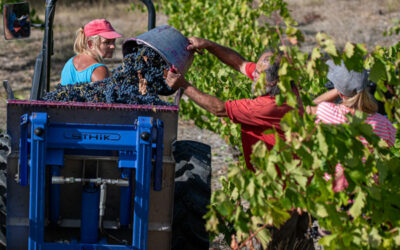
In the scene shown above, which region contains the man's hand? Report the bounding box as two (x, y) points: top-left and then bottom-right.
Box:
(165, 66), (189, 90)
(165, 65), (227, 117)
(187, 37), (210, 53)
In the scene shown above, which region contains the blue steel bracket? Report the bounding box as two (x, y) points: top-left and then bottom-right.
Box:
(153, 119), (164, 191)
(132, 117), (153, 250)
(46, 149), (64, 166)
(19, 113), (29, 186)
(19, 113), (161, 250)
(28, 112), (48, 250)
(119, 150), (136, 168)
(119, 168), (133, 227)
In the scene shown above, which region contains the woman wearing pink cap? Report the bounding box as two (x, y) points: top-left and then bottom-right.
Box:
(60, 19), (122, 85)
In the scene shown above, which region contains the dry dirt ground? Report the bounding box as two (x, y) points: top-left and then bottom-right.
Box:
(0, 1), (399, 249)
(288, 0), (400, 52)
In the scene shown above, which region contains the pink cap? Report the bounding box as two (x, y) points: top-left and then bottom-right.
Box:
(84, 19), (122, 39)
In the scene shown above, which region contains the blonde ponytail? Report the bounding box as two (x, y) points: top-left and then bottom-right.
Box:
(73, 27), (86, 54)
(342, 88), (378, 114)
(73, 27), (103, 62)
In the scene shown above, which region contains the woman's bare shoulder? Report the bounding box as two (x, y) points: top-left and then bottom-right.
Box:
(73, 54), (99, 71)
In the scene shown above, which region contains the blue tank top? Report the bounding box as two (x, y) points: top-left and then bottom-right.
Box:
(60, 56), (106, 85)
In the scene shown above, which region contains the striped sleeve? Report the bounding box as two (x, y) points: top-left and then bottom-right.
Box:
(366, 114), (396, 147)
(317, 102), (397, 147)
(316, 102), (348, 124)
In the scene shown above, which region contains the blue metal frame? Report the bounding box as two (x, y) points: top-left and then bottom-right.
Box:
(132, 117), (152, 249)
(20, 112), (163, 250)
(42, 242), (137, 249)
(80, 184), (100, 244)
(120, 168), (132, 227)
(29, 113), (48, 249)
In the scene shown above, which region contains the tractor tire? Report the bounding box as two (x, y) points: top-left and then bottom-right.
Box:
(172, 140), (211, 250)
(0, 133), (10, 248)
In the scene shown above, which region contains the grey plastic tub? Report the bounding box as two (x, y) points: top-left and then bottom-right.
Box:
(122, 25), (194, 74)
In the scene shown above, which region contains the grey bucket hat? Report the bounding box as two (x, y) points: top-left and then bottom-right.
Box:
(326, 60), (368, 97)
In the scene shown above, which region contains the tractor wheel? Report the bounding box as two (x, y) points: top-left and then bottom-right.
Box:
(0, 133), (10, 248)
(172, 140), (211, 250)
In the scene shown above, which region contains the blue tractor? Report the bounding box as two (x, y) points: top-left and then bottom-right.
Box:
(1, 1), (212, 249)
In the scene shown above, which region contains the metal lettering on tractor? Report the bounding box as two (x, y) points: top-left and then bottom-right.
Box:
(63, 132), (121, 141)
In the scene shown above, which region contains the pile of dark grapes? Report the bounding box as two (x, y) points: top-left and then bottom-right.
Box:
(42, 46), (175, 105)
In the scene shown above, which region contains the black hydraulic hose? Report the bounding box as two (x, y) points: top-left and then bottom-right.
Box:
(44, 0), (57, 94)
(140, 0), (156, 30)
(30, 0), (57, 100)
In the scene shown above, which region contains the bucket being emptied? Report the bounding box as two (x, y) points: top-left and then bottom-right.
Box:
(122, 25), (194, 76)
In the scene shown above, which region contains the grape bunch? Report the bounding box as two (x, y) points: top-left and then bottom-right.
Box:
(42, 46), (175, 105)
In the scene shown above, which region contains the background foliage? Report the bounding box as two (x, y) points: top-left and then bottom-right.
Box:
(159, 0), (300, 149)
(160, 0), (400, 249)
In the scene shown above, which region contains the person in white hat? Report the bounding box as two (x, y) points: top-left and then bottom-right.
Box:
(309, 60), (396, 192)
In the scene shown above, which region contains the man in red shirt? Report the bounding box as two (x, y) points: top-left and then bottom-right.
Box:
(166, 37), (292, 171)
(167, 37), (314, 249)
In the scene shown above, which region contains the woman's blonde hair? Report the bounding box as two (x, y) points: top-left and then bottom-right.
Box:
(342, 88), (378, 114)
(73, 27), (103, 62)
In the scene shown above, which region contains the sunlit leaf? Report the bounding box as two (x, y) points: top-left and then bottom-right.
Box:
(344, 42), (355, 58)
(349, 189), (366, 218)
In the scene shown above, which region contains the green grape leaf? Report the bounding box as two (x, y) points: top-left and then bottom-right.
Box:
(369, 59), (387, 82)
(349, 189), (366, 218)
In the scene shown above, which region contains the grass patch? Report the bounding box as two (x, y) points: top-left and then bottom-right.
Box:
(287, 0), (324, 7)
(386, 0), (400, 13)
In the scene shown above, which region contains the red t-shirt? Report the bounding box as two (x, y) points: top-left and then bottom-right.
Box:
(225, 62), (293, 171)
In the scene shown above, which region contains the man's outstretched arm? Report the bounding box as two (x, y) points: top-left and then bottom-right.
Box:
(187, 37), (250, 75)
(166, 68), (227, 117)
